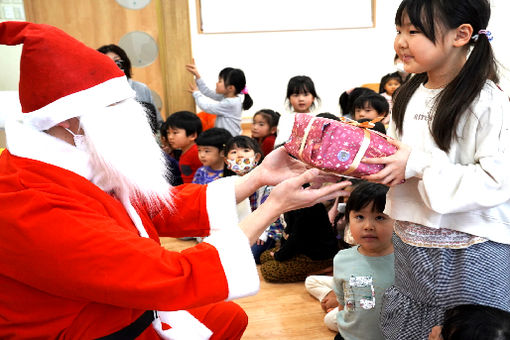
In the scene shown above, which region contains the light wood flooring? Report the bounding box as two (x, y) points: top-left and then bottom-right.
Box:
(160, 237), (336, 340)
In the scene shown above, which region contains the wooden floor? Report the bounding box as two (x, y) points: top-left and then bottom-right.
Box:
(160, 237), (336, 340)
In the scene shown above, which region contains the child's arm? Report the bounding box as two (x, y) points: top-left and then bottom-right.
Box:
(332, 276), (345, 312)
(364, 94), (510, 214)
(192, 91), (237, 117)
(185, 61), (224, 101)
(195, 78), (225, 101)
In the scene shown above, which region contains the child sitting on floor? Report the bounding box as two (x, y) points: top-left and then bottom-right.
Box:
(192, 127), (232, 185)
(166, 111), (203, 183)
(332, 181), (394, 340)
(251, 109), (280, 157)
(352, 93), (389, 123)
(222, 136), (284, 263)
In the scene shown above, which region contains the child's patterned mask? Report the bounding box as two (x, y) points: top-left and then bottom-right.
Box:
(226, 156), (257, 175)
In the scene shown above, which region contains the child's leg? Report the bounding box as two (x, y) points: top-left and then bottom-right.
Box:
(381, 234), (510, 340)
(304, 275), (334, 301)
(251, 238), (276, 264)
(324, 306), (338, 331)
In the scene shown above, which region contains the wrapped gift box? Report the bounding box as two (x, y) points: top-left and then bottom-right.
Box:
(284, 113), (397, 178)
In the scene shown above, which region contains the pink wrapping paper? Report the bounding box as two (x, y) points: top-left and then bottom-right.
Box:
(284, 113), (397, 178)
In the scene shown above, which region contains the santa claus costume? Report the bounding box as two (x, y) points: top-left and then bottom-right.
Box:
(0, 21), (260, 339)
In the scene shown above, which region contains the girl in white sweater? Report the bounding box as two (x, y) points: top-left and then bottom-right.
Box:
(363, 1), (510, 339)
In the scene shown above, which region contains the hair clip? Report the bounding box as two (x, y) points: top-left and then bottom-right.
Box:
(241, 87), (249, 95)
(472, 29), (493, 42)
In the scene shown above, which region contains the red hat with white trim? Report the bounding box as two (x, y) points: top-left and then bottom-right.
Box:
(0, 21), (135, 131)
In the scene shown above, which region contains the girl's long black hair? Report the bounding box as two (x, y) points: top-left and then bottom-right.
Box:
(392, 0), (498, 152)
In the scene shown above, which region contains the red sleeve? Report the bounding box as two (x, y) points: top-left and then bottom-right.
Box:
(179, 144), (203, 183)
(150, 183), (211, 238)
(0, 186), (229, 313)
(261, 135), (276, 157)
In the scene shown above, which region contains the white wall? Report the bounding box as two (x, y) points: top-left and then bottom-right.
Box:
(188, 0), (510, 120)
(2, 0), (510, 124)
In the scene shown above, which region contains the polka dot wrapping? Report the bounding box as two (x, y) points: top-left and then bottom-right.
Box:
(284, 114), (397, 178)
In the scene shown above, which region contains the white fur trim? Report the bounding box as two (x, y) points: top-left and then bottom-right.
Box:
(204, 177), (260, 300)
(23, 76), (135, 131)
(205, 177), (240, 233)
(153, 310), (212, 340)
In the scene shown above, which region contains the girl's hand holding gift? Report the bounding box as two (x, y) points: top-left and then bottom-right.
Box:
(361, 138), (411, 186)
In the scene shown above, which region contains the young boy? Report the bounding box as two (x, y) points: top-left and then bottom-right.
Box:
(352, 93), (389, 122)
(192, 127), (232, 185)
(332, 181), (394, 340)
(158, 120), (183, 186)
(166, 111), (203, 183)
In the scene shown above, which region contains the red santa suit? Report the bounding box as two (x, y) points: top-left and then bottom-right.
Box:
(0, 116), (259, 339)
(0, 21), (259, 340)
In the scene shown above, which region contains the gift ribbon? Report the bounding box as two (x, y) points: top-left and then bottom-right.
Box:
(339, 116), (383, 128)
(299, 117), (317, 159)
(297, 116), (375, 175)
(343, 128), (371, 175)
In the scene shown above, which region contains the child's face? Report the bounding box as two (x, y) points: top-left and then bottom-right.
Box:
(251, 114), (274, 139)
(215, 77), (226, 94)
(348, 201), (394, 256)
(394, 14), (457, 79)
(226, 146), (257, 161)
(384, 79), (401, 96)
(167, 127), (196, 150)
(160, 135), (173, 154)
(197, 146), (224, 170)
(289, 92), (314, 113)
(354, 103), (381, 121)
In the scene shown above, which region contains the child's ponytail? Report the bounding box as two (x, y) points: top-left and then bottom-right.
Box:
(429, 29), (498, 152)
(242, 92), (253, 111)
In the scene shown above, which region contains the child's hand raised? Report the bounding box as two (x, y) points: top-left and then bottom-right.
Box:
(185, 59), (201, 78)
(188, 82), (198, 93)
(361, 138), (411, 186)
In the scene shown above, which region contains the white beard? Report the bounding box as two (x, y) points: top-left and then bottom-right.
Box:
(79, 99), (173, 212)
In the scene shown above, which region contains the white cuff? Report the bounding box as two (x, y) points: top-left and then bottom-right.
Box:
(206, 177), (239, 234)
(153, 310), (212, 340)
(204, 177), (260, 300)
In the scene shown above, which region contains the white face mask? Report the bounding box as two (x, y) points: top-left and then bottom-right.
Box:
(64, 127), (88, 151)
(226, 156), (257, 175)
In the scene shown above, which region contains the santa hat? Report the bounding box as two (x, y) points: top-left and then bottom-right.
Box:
(0, 21), (135, 131)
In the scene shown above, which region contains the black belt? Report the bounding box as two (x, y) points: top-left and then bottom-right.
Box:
(96, 310), (156, 340)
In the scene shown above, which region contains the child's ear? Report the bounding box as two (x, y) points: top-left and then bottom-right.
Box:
(189, 132), (198, 142)
(254, 153), (262, 163)
(270, 126), (277, 135)
(227, 84), (236, 94)
(454, 23), (473, 47)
